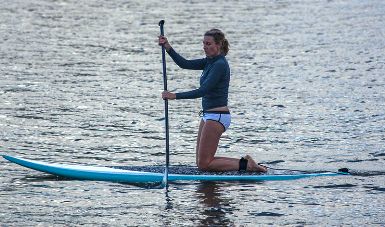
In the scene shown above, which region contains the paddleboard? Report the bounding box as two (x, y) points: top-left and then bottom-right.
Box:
(2, 155), (349, 183)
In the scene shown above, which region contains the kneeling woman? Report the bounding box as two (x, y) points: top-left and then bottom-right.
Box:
(159, 29), (266, 173)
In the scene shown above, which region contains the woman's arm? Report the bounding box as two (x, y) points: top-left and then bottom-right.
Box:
(175, 61), (225, 99)
(159, 36), (206, 70)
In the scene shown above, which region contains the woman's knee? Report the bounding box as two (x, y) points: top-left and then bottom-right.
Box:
(197, 159), (211, 171)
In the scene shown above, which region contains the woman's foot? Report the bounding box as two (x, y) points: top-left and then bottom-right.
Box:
(244, 155), (267, 173)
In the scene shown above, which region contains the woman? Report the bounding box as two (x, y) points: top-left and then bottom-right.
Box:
(159, 29), (266, 172)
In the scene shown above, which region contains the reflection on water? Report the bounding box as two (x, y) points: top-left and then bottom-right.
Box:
(196, 182), (234, 226)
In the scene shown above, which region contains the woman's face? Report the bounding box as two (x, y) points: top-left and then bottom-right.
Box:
(203, 36), (221, 58)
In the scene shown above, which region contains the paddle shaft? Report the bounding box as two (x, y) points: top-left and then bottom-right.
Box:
(159, 20), (169, 186)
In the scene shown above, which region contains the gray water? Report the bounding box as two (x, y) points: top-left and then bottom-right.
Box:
(1, 0), (384, 226)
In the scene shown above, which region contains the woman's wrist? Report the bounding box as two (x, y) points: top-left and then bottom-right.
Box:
(165, 44), (172, 52)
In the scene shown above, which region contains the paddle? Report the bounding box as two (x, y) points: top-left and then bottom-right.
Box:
(159, 20), (170, 187)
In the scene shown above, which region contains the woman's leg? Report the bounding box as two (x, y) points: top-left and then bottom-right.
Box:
(197, 120), (227, 170)
(195, 119), (205, 166)
(196, 120), (267, 172)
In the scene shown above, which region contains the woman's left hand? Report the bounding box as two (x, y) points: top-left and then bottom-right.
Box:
(162, 91), (176, 100)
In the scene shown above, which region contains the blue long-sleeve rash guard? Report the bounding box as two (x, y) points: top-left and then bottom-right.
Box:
(167, 48), (230, 111)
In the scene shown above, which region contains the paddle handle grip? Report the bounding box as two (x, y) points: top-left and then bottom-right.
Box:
(159, 20), (167, 91)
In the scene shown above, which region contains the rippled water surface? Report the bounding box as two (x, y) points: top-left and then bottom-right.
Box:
(1, 0), (384, 226)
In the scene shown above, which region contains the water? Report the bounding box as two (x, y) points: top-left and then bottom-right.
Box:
(1, 0), (384, 226)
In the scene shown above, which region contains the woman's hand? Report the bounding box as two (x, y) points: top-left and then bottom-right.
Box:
(158, 35), (172, 51)
(162, 91), (176, 100)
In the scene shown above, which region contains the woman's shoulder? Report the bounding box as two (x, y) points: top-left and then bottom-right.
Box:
(212, 56), (229, 67)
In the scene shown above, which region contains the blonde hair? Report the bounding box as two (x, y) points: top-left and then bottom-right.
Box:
(204, 29), (229, 56)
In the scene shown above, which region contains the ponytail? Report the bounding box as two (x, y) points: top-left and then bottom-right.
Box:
(221, 38), (229, 56)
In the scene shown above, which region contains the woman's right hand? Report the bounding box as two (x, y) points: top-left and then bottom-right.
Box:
(162, 90), (176, 100)
(158, 35), (171, 51)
